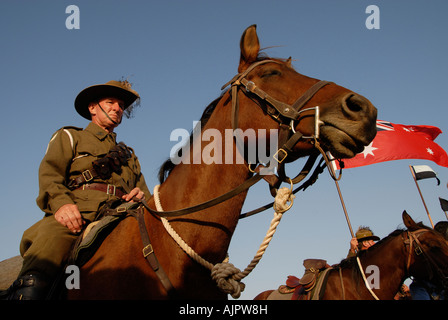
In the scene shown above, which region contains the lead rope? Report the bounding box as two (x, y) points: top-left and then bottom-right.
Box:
(153, 182), (295, 299)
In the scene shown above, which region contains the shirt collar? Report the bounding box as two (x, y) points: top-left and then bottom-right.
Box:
(86, 122), (117, 141)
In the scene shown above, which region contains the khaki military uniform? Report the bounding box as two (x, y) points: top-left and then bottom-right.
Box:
(19, 122), (150, 279)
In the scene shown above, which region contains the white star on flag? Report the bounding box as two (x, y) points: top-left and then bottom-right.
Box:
(403, 127), (415, 132)
(361, 142), (378, 158)
(427, 147), (434, 155)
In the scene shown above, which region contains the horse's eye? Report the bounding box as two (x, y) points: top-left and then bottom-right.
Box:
(261, 69), (281, 78)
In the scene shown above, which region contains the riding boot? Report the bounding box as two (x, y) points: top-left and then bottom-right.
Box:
(4, 274), (51, 300)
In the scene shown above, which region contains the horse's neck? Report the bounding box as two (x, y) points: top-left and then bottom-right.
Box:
(160, 115), (251, 215)
(156, 111), (252, 262)
(357, 234), (407, 299)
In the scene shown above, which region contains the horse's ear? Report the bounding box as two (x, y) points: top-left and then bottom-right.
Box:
(239, 24), (260, 73)
(403, 210), (417, 229)
(286, 57), (292, 68)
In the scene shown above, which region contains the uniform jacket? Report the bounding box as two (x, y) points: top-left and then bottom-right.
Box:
(36, 122), (150, 216)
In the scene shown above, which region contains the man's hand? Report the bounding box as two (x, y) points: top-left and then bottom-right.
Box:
(122, 187), (145, 202)
(349, 237), (359, 254)
(54, 203), (85, 234)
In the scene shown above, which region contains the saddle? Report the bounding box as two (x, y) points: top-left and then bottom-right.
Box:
(69, 201), (140, 266)
(63, 199), (175, 297)
(299, 259), (329, 290)
(67, 197), (175, 295)
(277, 259), (331, 300)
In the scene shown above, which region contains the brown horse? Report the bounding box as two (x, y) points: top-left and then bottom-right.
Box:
(255, 211), (448, 300)
(68, 25), (377, 299)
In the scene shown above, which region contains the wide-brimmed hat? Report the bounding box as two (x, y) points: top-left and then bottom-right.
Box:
(75, 80), (140, 120)
(355, 227), (380, 242)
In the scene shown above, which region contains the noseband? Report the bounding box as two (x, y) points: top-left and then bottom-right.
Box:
(405, 229), (448, 288)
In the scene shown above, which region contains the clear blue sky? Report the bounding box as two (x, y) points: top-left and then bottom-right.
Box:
(1, 1), (448, 299)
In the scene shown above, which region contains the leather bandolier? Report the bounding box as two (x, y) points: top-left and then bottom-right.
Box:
(68, 142), (133, 190)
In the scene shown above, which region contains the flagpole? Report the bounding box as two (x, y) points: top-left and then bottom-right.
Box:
(409, 165), (435, 228)
(326, 152), (355, 238)
(334, 179), (355, 238)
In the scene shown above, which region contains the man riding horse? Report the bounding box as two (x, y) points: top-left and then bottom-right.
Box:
(4, 80), (151, 299)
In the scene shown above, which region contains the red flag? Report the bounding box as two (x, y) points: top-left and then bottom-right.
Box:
(335, 120), (448, 169)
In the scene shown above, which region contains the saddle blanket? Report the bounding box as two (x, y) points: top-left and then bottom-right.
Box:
(70, 215), (123, 266)
(69, 201), (144, 266)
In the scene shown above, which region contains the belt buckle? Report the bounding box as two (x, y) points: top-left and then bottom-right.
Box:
(106, 184), (116, 196)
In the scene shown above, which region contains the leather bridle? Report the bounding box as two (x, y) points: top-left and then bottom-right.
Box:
(223, 60), (332, 178)
(405, 229), (448, 289)
(139, 59), (337, 218)
(123, 60), (342, 295)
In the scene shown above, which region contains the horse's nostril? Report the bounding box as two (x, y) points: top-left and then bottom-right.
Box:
(344, 94), (364, 113)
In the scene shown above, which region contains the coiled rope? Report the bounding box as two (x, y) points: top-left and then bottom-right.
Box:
(153, 183), (295, 298)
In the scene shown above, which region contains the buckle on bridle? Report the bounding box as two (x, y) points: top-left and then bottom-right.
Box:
(415, 246), (423, 256)
(273, 148), (288, 163)
(244, 80), (256, 92)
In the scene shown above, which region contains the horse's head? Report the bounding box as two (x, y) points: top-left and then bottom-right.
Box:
(403, 211), (448, 289)
(233, 25), (377, 160)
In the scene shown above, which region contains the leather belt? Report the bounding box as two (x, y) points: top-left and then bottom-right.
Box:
(75, 183), (126, 198)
